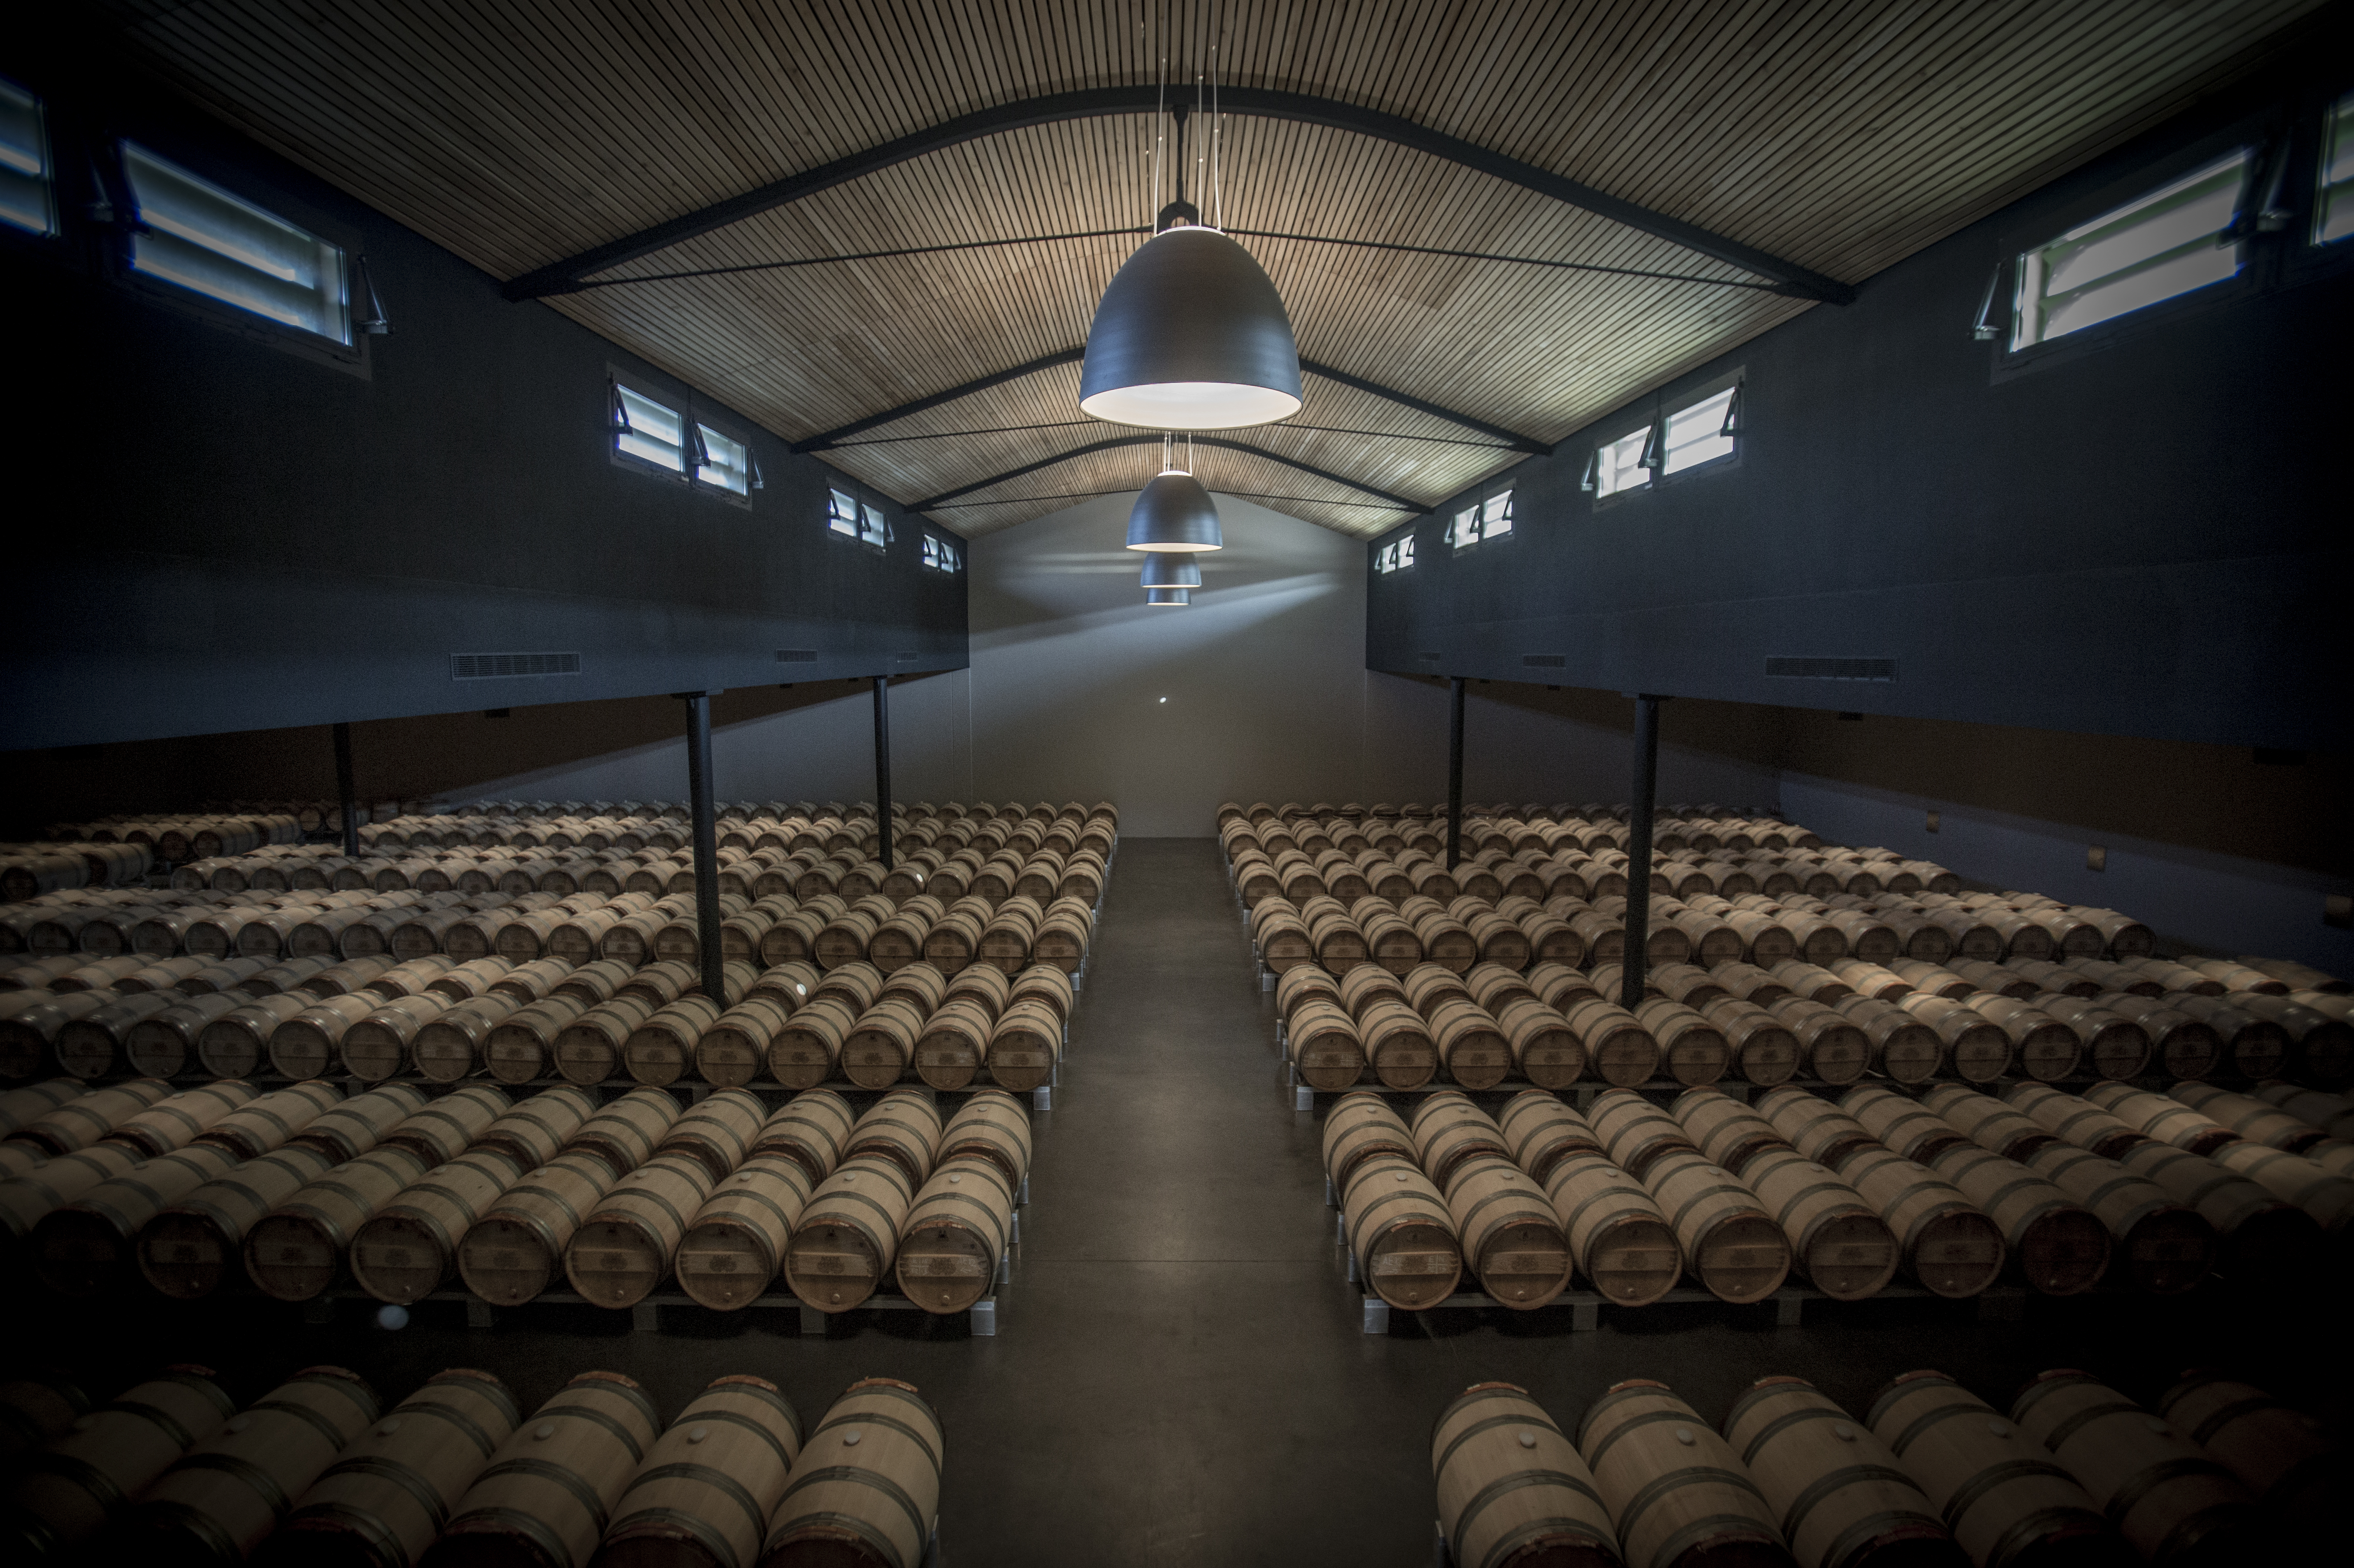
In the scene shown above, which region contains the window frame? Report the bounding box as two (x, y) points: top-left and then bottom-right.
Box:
(827, 488), (863, 539)
(609, 375), (690, 481)
(1588, 422), (1655, 505)
(1373, 532), (1416, 574)
(1658, 377), (1742, 480)
(858, 501), (891, 550)
(689, 413), (755, 507)
(106, 136), (371, 375)
(2314, 86), (2354, 247)
(1992, 123), (2268, 378)
(922, 533), (962, 572)
(0, 75), (59, 243)
(1448, 489), (1515, 551)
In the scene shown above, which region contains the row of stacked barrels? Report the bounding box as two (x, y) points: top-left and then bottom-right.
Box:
(1329, 1076), (2354, 1314)
(1224, 804), (2353, 1091)
(0, 944), (1076, 1094)
(0, 812), (307, 902)
(42, 797), (432, 842)
(1432, 1366), (2336, 1568)
(0, 1075), (1031, 1317)
(5, 1361), (942, 1568)
(1271, 948), (2348, 1094)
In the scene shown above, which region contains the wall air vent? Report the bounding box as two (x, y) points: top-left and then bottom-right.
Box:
(450, 652), (580, 680)
(775, 649), (819, 663)
(1522, 654), (1566, 668)
(1765, 657), (1896, 681)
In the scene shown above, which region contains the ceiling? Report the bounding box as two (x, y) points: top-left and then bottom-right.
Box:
(101, 1), (2324, 538)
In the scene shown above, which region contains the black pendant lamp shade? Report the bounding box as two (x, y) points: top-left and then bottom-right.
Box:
(1125, 470), (1224, 551)
(1140, 553), (1203, 588)
(1144, 587), (1192, 606)
(1080, 227), (1303, 429)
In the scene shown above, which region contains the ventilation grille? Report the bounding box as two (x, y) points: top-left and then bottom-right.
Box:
(775, 649), (819, 663)
(451, 652), (580, 680)
(1522, 654), (1566, 668)
(1765, 657), (1896, 682)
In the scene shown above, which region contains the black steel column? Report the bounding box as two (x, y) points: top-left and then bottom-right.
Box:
(1621, 693), (1665, 1010)
(1446, 676), (1466, 871)
(872, 676), (894, 872)
(679, 691), (727, 1004)
(332, 722), (360, 857)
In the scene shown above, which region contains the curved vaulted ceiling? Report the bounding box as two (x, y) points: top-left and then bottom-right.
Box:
(101, 0), (2325, 537)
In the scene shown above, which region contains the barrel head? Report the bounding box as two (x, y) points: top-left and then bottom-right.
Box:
(1512, 1028), (1579, 1091)
(913, 1037), (981, 1091)
(675, 1220), (775, 1310)
(2017, 1210), (2114, 1297)
(1691, 1213), (1789, 1304)
(412, 1025), (479, 1082)
(1471, 1219), (1570, 1309)
(1801, 1211), (1899, 1301)
(767, 1033), (837, 1089)
(784, 1225), (885, 1313)
(34, 1209), (128, 1297)
(269, 1023), (336, 1081)
(457, 1216), (559, 1306)
(566, 1218), (668, 1307)
(245, 1215), (341, 1301)
(896, 1220), (994, 1314)
(1910, 1212), (2006, 1298)
(2121, 1210), (2216, 1295)
(138, 1212), (231, 1300)
(350, 1216), (450, 1304)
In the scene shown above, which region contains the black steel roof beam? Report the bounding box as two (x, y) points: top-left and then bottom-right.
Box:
(913, 434), (1418, 512)
(794, 348), (1084, 452)
(501, 86), (1853, 305)
(1299, 357), (1548, 454)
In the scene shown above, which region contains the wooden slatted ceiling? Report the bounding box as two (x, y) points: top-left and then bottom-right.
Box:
(105, 0), (2324, 540)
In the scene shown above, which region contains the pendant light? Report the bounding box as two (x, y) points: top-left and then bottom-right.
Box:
(1080, 59), (1298, 429)
(1144, 587), (1192, 606)
(1140, 553), (1202, 589)
(1126, 435), (1223, 551)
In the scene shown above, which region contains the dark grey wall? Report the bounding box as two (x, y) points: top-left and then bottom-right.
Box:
(0, 47), (964, 755)
(1366, 43), (2351, 752)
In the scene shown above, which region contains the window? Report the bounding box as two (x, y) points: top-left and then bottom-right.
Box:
(1374, 535), (1415, 573)
(0, 77), (55, 238)
(120, 142), (350, 343)
(2319, 90), (2354, 246)
(827, 489), (861, 538)
(859, 502), (889, 548)
(1449, 491), (1513, 549)
(614, 384), (685, 472)
(1662, 386), (1737, 474)
(695, 423), (751, 495)
(1591, 427), (1651, 497)
(2012, 149), (2249, 350)
(922, 534), (961, 572)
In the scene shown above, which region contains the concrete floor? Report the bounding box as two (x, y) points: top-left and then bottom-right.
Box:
(22, 840), (2350, 1566)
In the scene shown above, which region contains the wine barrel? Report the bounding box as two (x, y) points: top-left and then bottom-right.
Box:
(1739, 1146), (1899, 1302)
(567, 1087), (683, 1178)
(1642, 1149), (1789, 1304)
(1343, 1152), (1462, 1311)
(1590, 1090), (1700, 1180)
(33, 1143), (245, 1296)
(553, 994), (658, 1085)
(2171, 1083), (2329, 1152)
(481, 994), (589, 1084)
(0, 1372), (87, 1463)
(0, 1078), (86, 1138)
(196, 1078), (344, 1160)
(751, 1091), (856, 1184)
(1755, 1088), (1877, 1172)
(837, 996), (925, 1089)
(936, 1089), (1032, 1187)
(474, 1085), (598, 1168)
(2080, 1083), (2237, 1153)
(53, 992), (179, 1077)
(2111, 1140), (2318, 1288)
(407, 993), (520, 1081)
(1357, 997), (1439, 1089)
(1840, 1085), (1968, 1165)
(596, 1374), (805, 1568)
(2018, 1143), (2215, 1294)
(784, 1153), (917, 1313)
(426, 1371), (661, 1568)
(2252, 1081), (2354, 1141)
(140, 1146), (338, 1300)
(1670, 1089), (1789, 1176)
(2001, 1083), (2144, 1159)
(127, 1365), (381, 1562)
(1542, 1150), (1681, 1306)
(675, 1153), (814, 1310)
(1765, 996), (1871, 1084)
(2009, 1370), (2259, 1563)
(1558, 998), (1660, 1088)
(5, 1365), (236, 1556)
(765, 993), (852, 1088)
(1917, 1084), (2053, 1163)
(1576, 1379), (1791, 1567)
(1430, 1382), (1620, 1568)
(383, 1083), (510, 1164)
(296, 1082), (431, 1163)
(654, 1088), (765, 1181)
(1837, 1148), (2005, 1297)
(698, 995), (791, 1087)
(895, 1155), (1016, 1313)
(2205, 1141), (2354, 1236)
(1411, 1092), (1511, 1188)
(2158, 1371), (2338, 1538)
(352, 1146), (528, 1304)
(7, 1076), (172, 1155)
(271, 994), (379, 1080)
(1323, 1093), (1416, 1192)
(267, 1368), (521, 1568)
(1722, 1376), (1962, 1568)
(1865, 1371), (2123, 1568)
(757, 1378), (942, 1568)
(843, 1090), (941, 1185)
(566, 1150), (717, 1308)
(1922, 1143), (2111, 1296)
(245, 1146), (434, 1302)
(1443, 1153), (1572, 1309)
(459, 1150), (626, 1307)
(1497, 1091), (1603, 1185)
(1635, 999), (1730, 1087)
(987, 998), (1060, 1091)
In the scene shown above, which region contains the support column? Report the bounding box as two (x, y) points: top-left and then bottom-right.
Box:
(678, 690), (727, 1006)
(1621, 693), (1667, 1011)
(1446, 676), (1466, 871)
(873, 676), (894, 872)
(332, 722), (360, 857)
